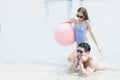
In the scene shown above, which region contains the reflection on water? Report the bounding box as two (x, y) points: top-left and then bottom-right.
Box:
(0, 0), (120, 66)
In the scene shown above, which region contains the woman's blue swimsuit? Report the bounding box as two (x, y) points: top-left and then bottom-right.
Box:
(74, 20), (88, 46)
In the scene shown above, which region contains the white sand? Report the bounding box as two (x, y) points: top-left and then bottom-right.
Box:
(0, 63), (120, 80)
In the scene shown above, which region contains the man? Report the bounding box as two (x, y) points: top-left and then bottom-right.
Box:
(69, 42), (99, 77)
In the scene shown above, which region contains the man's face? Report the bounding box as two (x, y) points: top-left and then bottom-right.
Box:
(76, 47), (89, 62)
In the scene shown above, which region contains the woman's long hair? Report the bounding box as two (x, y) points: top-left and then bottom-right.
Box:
(77, 7), (90, 21)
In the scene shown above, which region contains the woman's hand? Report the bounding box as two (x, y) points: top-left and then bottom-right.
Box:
(97, 46), (102, 54)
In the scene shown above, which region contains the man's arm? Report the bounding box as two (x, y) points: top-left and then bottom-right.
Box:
(69, 58), (79, 72)
(79, 62), (96, 77)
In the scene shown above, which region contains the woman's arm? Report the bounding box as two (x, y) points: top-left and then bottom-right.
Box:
(65, 18), (74, 23)
(86, 20), (102, 54)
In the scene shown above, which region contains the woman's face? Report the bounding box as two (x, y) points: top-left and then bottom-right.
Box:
(76, 12), (84, 21)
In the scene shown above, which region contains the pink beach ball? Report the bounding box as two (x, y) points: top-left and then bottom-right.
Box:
(54, 23), (76, 46)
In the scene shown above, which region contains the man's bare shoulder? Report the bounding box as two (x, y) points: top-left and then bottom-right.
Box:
(89, 56), (98, 61)
(89, 56), (99, 69)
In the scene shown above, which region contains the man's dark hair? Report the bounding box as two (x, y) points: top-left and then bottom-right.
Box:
(78, 42), (91, 52)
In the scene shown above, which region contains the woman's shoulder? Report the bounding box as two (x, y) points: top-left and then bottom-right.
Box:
(84, 20), (91, 29)
(85, 20), (91, 25)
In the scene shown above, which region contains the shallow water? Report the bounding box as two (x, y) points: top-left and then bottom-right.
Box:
(0, 0), (120, 66)
(0, 63), (119, 80)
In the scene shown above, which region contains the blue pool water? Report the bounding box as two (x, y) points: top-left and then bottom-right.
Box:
(0, 0), (120, 66)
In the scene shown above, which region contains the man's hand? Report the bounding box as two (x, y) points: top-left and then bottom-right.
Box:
(79, 56), (86, 63)
(79, 58), (84, 63)
(74, 57), (79, 65)
(69, 57), (79, 72)
(77, 54), (81, 60)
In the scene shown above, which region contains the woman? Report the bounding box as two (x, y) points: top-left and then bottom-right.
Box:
(66, 7), (102, 62)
